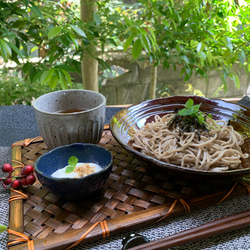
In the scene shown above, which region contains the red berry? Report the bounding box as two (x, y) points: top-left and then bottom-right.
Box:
(3, 178), (12, 185)
(26, 174), (36, 185)
(2, 163), (13, 173)
(20, 177), (28, 186)
(21, 165), (34, 176)
(12, 180), (21, 189)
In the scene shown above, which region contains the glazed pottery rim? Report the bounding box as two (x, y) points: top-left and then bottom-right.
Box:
(32, 89), (106, 115)
(35, 143), (113, 181)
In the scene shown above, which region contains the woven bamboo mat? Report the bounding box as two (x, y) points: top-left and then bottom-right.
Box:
(8, 130), (250, 250)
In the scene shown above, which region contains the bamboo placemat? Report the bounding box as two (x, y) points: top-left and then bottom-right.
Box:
(7, 130), (250, 250)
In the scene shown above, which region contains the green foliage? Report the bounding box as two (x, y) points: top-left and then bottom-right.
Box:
(0, 0), (84, 89)
(0, 0), (131, 90)
(0, 68), (81, 105)
(0, 0), (249, 93)
(123, 0), (250, 88)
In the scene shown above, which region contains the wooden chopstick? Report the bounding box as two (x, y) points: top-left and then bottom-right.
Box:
(128, 209), (250, 250)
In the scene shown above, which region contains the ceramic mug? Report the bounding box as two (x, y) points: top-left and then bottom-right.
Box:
(32, 89), (106, 149)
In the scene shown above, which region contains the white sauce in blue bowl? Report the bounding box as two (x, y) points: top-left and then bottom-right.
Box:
(51, 163), (103, 178)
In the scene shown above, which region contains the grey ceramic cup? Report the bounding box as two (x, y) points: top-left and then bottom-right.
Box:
(32, 89), (106, 149)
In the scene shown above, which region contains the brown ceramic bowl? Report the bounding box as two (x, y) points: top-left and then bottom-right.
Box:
(110, 95), (250, 178)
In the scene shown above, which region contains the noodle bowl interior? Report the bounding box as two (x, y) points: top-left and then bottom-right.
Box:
(132, 114), (249, 172)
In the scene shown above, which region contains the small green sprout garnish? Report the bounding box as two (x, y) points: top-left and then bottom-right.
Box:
(177, 98), (207, 124)
(168, 98), (220, 139)
(65, 156), (78, 173)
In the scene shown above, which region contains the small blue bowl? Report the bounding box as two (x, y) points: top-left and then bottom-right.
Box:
(35, 143), (113, 201)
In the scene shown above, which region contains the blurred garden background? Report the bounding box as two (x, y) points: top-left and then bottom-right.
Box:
(0, 0), (249, 105)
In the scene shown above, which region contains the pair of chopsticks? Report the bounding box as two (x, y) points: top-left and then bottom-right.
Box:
(128, 209), (250, 250)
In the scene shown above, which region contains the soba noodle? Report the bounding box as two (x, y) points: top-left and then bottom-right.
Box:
(132, 114), (249, 172)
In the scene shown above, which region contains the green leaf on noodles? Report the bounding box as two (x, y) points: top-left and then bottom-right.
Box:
(178, 99), (203, 124)
(177, 98), (220, 130)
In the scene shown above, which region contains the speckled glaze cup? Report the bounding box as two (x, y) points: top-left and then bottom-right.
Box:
(32, 89), (106, 149)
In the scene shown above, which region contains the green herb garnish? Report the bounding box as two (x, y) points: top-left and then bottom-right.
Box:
(65, 156), (78, 173)
(168, 98), (220, 139)
(178, 98), (213, 124)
